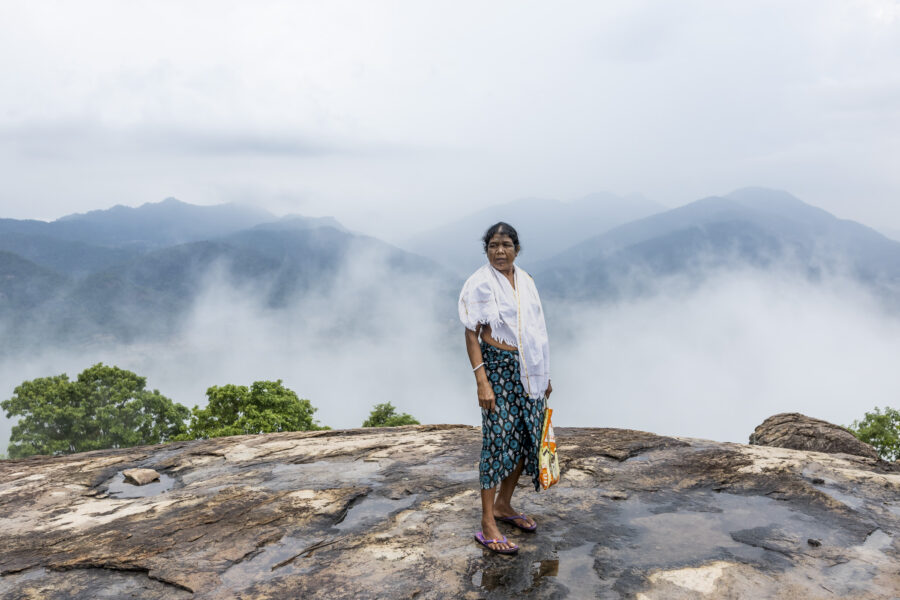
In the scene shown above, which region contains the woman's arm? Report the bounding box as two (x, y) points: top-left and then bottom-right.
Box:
(465, 327), (496, 411)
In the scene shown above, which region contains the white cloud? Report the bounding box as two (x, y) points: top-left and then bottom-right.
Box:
(0, 1), (899, 238)
(3, 252), (899, 454)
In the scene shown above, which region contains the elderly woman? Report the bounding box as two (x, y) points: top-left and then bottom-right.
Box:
(458, 222), (552, 554)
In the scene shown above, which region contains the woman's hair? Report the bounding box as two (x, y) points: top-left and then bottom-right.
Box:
(482, 222), (521, 254)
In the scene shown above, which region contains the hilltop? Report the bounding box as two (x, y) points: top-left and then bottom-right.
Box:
(1, 425), (898, 598)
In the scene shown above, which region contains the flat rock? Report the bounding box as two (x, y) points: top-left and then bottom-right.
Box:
(1, 425), (899, 599)
(749, 412), (879, 460)
(122, 468), (161, 486)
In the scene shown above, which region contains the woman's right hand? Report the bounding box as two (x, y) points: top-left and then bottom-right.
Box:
(477, 380), (496, 412)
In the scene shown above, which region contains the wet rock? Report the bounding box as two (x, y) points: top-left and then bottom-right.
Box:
(122, 468), (161, 486)
(749, 412), (879, 460)
(0, 425), (898, 599)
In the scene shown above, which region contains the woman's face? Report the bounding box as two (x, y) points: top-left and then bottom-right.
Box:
(487, 233), (517, 272)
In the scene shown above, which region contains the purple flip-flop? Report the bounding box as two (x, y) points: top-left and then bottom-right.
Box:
(496, 513), (537, 532)
(474, 531), (519, 554)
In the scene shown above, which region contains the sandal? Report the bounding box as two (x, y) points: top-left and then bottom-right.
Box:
(495, 513), (537, 532)
(474, 531), (518, 554)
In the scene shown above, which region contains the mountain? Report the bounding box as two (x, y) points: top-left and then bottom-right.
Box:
(402, 193), (664, 275)
(0, 232), (143, 277)
(4, 225), (455, 349)
(0, 251), (68, 314)
(51, 198), (277, 248)
(881, 227), (900, 243)
(534, 188), (900, 300)
(0, 198), (277, 253)
(0, 200), (343, 280)
(257, 215), (348, 233)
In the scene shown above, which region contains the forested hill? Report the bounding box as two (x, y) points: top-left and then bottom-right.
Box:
(0, 198), (276, 250)
(532, 188), (900, 304)
(0, 199), (455, 352)
(3, 188), (900, 352)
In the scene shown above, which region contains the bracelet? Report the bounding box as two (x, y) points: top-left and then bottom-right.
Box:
(473, 362), (484, 372)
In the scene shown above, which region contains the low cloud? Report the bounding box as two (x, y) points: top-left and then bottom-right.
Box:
(549, 268), (900, 442)
(3, 253), (900, 454)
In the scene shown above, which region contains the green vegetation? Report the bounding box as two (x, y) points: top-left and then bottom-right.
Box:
(362, 402), (420, 428)
(177, 380), (325, 440)
(1, 363), (189, 458)
(849, 406), (900, 462)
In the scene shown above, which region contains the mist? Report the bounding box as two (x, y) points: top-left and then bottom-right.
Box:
(550, 269), (900, 442)
(3, 253), (900, 455)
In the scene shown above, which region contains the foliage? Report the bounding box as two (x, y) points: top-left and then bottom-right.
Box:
(362, 402), (420, 428)
(1, 363), (189, 459)
(849, 406), (900, 461)
(178, 380), (325, 440)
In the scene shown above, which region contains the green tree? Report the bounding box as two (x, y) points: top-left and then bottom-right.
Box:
(849, 406), (900, 461)
(178, 380), (325, 440)
(362, 402), (420, 427)
(1, 363), (189, 458)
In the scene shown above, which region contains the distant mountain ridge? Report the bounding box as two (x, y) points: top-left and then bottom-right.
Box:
(0, 199), (454, 350)
(3, 188), (900, 352)
(3, 198), (276, 250)
(0, 198), (352, 280)
(534, 187), (900, 302)
(403, 192), (665, 275)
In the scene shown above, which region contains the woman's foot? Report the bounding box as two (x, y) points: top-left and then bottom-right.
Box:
(479, 518), (516, 552)
(493, 502), (536, 530)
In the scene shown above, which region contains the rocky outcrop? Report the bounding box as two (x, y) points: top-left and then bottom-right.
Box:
(1, 425), (898, 599)
(749, 412), (879, 460)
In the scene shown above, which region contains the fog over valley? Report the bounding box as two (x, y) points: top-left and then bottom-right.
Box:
(3, 189), (900, 454)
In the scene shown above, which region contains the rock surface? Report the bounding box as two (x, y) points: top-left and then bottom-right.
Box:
(749, 412), (879, 460)
(122, 468), (161, 486)
(0, 425), (898, 599)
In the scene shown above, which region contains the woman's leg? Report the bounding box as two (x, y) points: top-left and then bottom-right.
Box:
(493, 389), (543, 528)
(479, 487), (515, 550)
(492, 458), (536, 528)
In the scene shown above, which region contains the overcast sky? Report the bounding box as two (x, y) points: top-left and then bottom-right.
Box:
(1, 0), (899, 242)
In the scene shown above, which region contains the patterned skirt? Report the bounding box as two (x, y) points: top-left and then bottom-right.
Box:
(479, 342), (545, 491)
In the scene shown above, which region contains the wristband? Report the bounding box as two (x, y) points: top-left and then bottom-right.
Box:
(473, 362), (484, 372)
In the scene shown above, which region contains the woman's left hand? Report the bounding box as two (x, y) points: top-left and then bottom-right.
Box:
(545, 380), (552, 399)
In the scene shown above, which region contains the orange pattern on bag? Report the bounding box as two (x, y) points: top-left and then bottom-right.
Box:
(539, 408), (560, 490)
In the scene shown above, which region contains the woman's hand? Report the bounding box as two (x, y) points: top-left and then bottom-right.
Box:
(545, 380), (553, 400)
(477, 380), (496, 412)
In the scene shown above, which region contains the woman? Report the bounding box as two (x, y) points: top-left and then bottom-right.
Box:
(458, 222), (552, 554)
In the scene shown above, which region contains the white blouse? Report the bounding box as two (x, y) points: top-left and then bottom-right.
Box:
(458, 263), (551, 399)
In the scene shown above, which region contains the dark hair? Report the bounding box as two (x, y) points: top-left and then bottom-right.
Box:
(482, 222), (521, 254)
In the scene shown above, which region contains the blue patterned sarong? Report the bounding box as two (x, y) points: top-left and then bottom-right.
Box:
(479, 342), (545, 491)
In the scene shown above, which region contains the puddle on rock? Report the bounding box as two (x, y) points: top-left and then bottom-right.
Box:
(592, 491), (856, 570)
(817, 485), (866, 510)
(106, 472), (176, 498)
(335, 494), (418, 531)
(625, 453), (653, 463)
(207, 533), (334, 597)
(532, 558), (560, 583)
(802, 469), (868, 511)
(471, 544), (599, 598)
(862, 528), (892, 551)
(555, 543), (602, 599)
